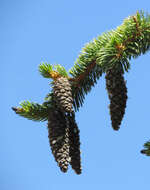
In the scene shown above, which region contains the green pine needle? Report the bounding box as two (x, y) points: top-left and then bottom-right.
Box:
(12, 101), (52, 122)
(54, 64), (69, 77)
(141, 141), (150, 156)
(39, 62), (53, 78)
(39, 62), (69, 79)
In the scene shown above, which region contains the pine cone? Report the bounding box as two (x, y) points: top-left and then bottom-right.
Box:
(68, 113), (82, 174)
(53, 77), (73, 113)
(105, 67), (128, 130)
(47, 109), (70, 173)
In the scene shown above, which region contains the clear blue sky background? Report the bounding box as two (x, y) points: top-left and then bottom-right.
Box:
(1, 0), (150, 189)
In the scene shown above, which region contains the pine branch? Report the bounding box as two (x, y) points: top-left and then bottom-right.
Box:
(39, 62), (69, 79)
(12, 101), (52, 122)
(141, 141), (150, 156)
(97, 11), (150, 71)
(39, 62), (53, 78)
(54, 64), (69, 78)
(69, 11), (150, 110)
(12, 11), (150, 172)
(37, 11), (150, 112)
(12, 11), (150, 127)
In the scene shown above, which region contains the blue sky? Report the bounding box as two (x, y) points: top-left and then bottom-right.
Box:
(1, 0), (150, 189)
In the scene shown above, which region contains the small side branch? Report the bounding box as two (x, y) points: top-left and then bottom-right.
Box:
(12, 101), (52, 121)
(69, 60), (96, 87)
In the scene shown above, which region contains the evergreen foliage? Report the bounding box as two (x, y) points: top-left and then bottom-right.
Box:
(12, 101), (51, 121)
(39, 62), (69, 79)
(12, 11), (150, 173)
(39, 62), (53, 78)
(141, 141), (150, 156)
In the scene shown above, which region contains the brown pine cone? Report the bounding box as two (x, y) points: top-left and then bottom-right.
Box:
(53, 77), (73, 113)
(47, 109), (70, 173)
(67, 113), (82, 174)
(105, 67), (128, 130)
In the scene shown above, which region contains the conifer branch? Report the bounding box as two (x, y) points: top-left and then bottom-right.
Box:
(39, 63), (69, 79)
(71, 11), (150, 76)
(12, 101), (52, 121)
(69, 60), (97, 85)
(141, 141), (150, 156)
(12, 11), (150, 172)
(68, 11), (150, 110)
(37, 11), (150, 111)
(39, 63), (54, 78)
(97, 11), (150, 71)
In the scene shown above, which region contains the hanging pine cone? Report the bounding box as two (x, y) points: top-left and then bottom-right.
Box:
(105, 66), (128, 130)
(47, 109), (70, 173)
(53, 77), (73, 113)
(67, 113), (82, 174)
